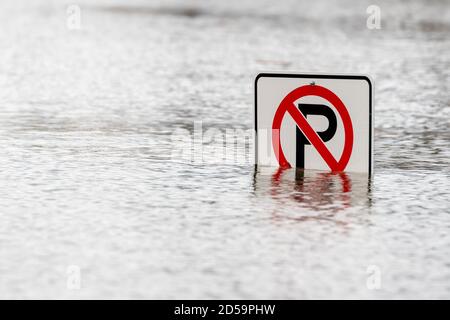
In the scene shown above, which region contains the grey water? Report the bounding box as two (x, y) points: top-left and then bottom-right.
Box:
(0, 0), (449, 299)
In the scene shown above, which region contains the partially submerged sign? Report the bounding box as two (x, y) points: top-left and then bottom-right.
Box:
(255, 73), (373, 174)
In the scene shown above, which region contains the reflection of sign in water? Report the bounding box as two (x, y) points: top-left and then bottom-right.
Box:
(255, 73), (373, 175)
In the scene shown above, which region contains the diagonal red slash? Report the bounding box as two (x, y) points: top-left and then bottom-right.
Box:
(272, 84), (353, 171)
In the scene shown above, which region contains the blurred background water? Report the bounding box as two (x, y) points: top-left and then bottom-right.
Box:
(0, 0), (449, 299)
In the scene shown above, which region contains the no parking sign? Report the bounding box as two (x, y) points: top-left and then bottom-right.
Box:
(255, 73), (373, 174)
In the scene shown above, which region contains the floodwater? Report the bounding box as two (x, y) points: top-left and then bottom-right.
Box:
(0, 0), (449, 299)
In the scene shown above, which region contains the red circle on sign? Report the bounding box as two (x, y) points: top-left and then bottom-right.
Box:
(272, 85), (353, 171)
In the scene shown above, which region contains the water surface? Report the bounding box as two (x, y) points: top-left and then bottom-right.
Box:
(0, 0), (449, 299)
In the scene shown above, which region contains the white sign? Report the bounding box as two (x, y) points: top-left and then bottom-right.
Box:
(255, 73), (373, 175)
